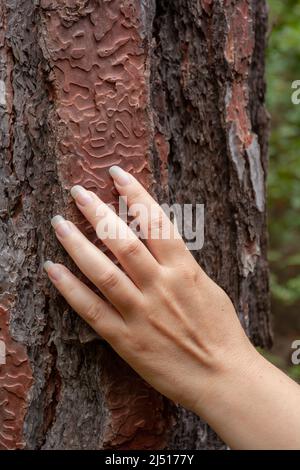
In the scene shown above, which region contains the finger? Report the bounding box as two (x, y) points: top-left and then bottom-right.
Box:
(108, 166), (189, 265)
(44, 261), (126, 342)
(70, 185), (159, 287)
(51, 215), (143, 313)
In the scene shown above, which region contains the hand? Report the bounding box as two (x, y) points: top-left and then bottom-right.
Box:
(45, 166), (300, 450)
(44, 166), (253, 414)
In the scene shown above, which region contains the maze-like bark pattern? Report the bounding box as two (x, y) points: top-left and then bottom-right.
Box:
(0, 0), (270, 449)
(0, 307), (32, 450)
(40, 0), (154, 226)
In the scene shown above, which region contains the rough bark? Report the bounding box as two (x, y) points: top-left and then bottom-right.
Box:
(0, 0), (271, 450)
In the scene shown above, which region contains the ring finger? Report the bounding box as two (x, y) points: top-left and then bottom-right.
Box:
(51, 215), (143, 314)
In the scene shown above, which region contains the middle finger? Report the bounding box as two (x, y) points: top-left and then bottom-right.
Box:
(51, 215), (142, 314)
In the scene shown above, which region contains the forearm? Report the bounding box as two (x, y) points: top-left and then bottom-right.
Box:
(193, 346), (300, 450)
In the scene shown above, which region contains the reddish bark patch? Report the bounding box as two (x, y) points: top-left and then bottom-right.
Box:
(40, 0), (154, 238)
(40, 0), (173, 449)
(226, 82), (252, 149)
(102, 355), (174, 450)
(224, 0), (254, 75)
(0, 306), (33, 450)
(225, 78), (265, 212)
(41, 0), (153, 218)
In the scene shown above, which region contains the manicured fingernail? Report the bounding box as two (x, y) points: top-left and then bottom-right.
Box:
(109, 166), (131, 186)
(44, 260), (62, 281)
(70, 185), (93, 206)
(51, 215), (72, 238)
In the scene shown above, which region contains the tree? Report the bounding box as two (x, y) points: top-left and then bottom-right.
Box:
(0, 0), (271, 450)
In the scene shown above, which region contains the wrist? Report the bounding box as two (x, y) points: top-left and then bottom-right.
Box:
(190, 341), (300, 449)
(191, 336), (262, 421)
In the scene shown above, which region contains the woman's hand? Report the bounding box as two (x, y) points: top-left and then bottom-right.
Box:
(44, 166), (252, 411)
(44, 166), (300, 449)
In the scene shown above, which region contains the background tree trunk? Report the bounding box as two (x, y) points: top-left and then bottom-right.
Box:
(0, 0), (271, 450)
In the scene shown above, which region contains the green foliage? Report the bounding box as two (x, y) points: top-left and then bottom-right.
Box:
(267, 0), (300, 310)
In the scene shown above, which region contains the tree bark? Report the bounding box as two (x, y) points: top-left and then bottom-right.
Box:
(0, 0), (271, 450)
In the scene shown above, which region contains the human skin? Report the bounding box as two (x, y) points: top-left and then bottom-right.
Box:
(44, 166), (300, 450)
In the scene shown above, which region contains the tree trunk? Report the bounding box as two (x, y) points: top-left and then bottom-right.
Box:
(0, 0), (271, 450)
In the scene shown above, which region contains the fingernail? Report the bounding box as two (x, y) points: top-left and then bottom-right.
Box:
(51, 215), (72, 238)
(70, 185), (93, 206)
(109, 166), (131, 186)
(44, 260), (62, 281)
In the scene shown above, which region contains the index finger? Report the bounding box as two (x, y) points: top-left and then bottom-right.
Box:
(109, 166), (189, 265)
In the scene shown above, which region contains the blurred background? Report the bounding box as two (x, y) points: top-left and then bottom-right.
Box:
(266, 0), (300, 381)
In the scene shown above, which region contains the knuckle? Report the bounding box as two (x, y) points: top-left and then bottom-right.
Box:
(68, 234), (86, 256)
(119, 239), (141, 258)
(180, 265), (199, 284)
(85, 301), (103, 323)
(161, 263), (199, 286)
(95, 203), (108, 222)
(97, 270), (119, 290)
